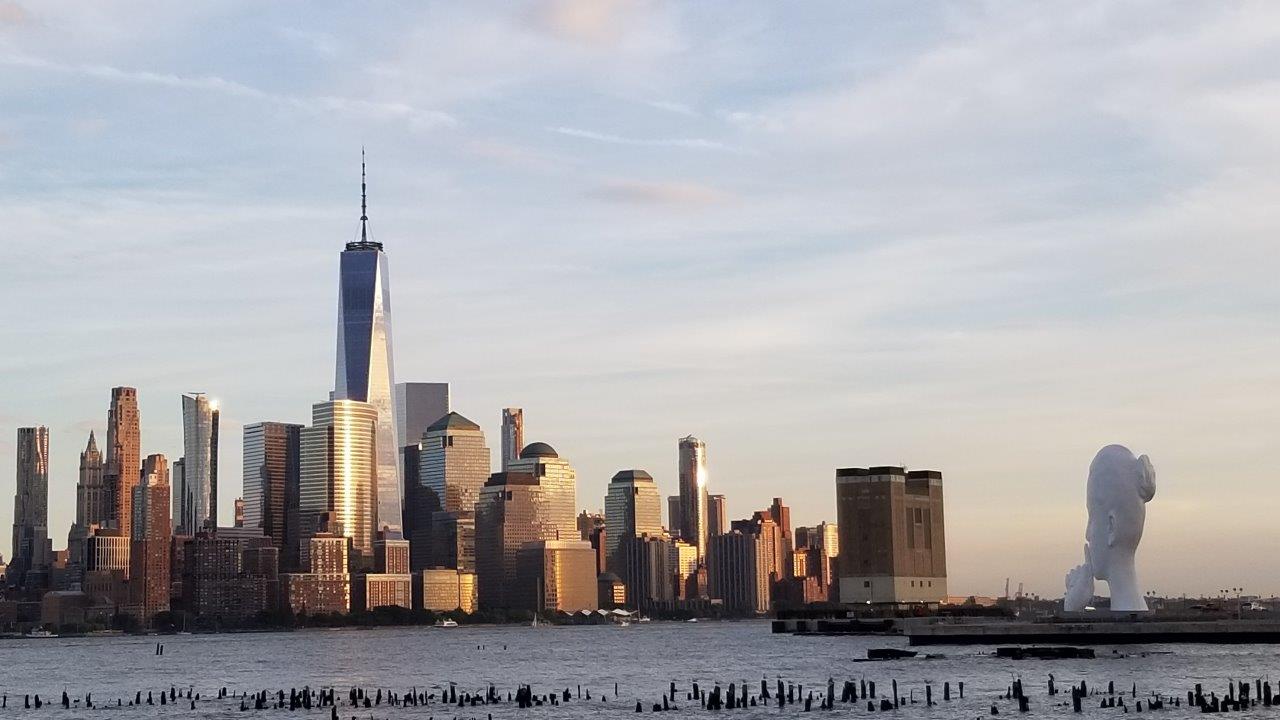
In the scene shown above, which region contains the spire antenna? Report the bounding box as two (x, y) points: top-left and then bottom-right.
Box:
(360, 146), (368, 243)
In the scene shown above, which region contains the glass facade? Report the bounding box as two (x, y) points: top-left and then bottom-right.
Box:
(474, 473), (558, 610)
(335, 246), (401, 533)
(507, 449), (577, 542)
(678, 435), (709, 560)
(176, 393), (219, 535)
(418, 413), (491, 514)
(242, 422), (302, 551)
(603, 469), (664, 565)
(500, 408), (523, 471)
(299, 400), (379, 564)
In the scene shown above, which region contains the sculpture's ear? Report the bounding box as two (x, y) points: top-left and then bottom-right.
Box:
(1107, 511), (1117, 547)
(1137, 455), (1156, 501)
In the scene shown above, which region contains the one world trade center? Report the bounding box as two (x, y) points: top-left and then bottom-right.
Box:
(335, 151), (402, 533)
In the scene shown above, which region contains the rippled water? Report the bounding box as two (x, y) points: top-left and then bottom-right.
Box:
(0, 621), (1276, 719)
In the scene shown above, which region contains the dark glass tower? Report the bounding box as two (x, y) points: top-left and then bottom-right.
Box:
(335, 151), (401, 532)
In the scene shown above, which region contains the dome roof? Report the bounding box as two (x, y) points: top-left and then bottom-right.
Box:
(520, 441), (558, 459)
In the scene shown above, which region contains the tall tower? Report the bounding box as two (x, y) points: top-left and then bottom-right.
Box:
(242, 422), (302, 553)
(707, 493), (727, 538)
(76, 431), (107, 526)
(105, 386), (140, 538)
(177, 393), (219, 534)
(131, 453), (171, 624)
(9, 426), (50, 585)
(335, 150), (400, 533)
(678, 435), (709, 561)
(507, 442), (577, 541)
(300, 399), (379, 565)
(500, 408), (524, 471)
(603, 469), (663, 565)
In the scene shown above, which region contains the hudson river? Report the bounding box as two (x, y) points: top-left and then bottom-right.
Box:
(0, 621), (1274, 718)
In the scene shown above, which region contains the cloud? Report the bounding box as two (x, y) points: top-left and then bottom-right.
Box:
(532, 0), (645, 45)
(646, 99), (698, 117)
(1, 52), (456, 131)
(550, 125), (741, 152)
(0, 1), (27, 25)
(588, 180), (730, 206)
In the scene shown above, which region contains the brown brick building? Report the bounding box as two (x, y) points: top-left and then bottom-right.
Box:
(835, 466), (946, 605)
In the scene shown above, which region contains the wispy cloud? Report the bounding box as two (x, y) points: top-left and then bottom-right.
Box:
(588, 179), (730, 206)
(550, 125), (742, 152)
(1, 52), (456, 131)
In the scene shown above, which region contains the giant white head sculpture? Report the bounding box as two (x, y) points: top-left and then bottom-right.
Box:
(1064, 444), (1156, 612)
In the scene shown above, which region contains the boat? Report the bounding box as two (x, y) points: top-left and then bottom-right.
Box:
(434, 619), (459, 628)
(637, 616), (652, 623)
(27, 628), (56, 638)
(686, 618), (699, 623)
(617, 620), (631, 627)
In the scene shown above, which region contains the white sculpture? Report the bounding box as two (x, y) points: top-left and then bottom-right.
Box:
(1063, 444), (1156, 612)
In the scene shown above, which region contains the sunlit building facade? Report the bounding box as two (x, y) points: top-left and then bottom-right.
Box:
(506, 443), (577, 541)
(604, 469), (663, 567)
(517, 540), (598, 613)
(500, 408), (523, 471)
(175, 393), (219, 535)
(417, 567), (477, 613)
(9, 426), (51, 586)
(299, 400), (378, 566)
(105, 386), (140, 539)
(334, 164), (400, 533)
(130, 453), (171, 623)
(678, 436), (709, 560)
(474, 471), (557, 610)
(242, 422), (302, 554)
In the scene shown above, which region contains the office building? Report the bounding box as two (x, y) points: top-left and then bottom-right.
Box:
(408, 412), (488, 570)
(242, 422), (302, 556)
(416, 568), (477, 613)
(597, 572), (626, 609)
(732, 512), (786, 585)
(618, 534), (676, 611)
(836, 466), (947, 605)
(474, 471), (557, 610)
(105, 386), (140, 538)
(506, 443), (577, 541)
(768, 497), (792, 543)
(334, 155), (400, 533)
(428, 510), (475, 571)
(500, 408), (523, 471)
(299, 399), (378, 566)
(130, 454), (171, 623)
(517, 540), (598, 613)
(603, 470), (663, 568)
(279, 528), (351, 615)
(69, 431), (108, 577)
(677, 436), (709, 560)
(175, 393), (219, 534)
(9, 426), (51, 586)
(708, 494), (727, 538)
(666, 495), (681, 537)
(707, 531), (770, 614)
(394, 382), (449, 450)
(355, 536), (414, 610)
(182, 530), (275, 621)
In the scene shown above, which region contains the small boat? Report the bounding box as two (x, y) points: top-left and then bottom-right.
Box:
(686, 618), (699, 623)
(27, 628), (56, 638)
(637, 616), (651, 623)
(434, 619), (459, 628)
(617, 620), (631, 627)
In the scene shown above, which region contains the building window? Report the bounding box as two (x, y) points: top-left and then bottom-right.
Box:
(863, 581), (871, 588)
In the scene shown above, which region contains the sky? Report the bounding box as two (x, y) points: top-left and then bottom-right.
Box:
(1, 1), (1279, 599)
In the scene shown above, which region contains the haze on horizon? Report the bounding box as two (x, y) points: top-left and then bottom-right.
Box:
(1, 1), (1278, 599)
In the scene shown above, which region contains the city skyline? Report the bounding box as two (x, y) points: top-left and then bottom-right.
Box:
(3, 2), (1280, 598)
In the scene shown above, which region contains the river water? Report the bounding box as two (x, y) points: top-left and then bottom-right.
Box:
(0, 621), (1275, 719)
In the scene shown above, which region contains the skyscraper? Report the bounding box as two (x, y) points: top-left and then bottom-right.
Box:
(418, 413), (491, 515)
(69, 431), (106, 576)
(176, 393), (219, 534)
(299, 399), (378, 566)
(334, 153), (400, 533)
(9, 426), (50, 585)
(708, 531), (770, 614)
(768, 497), (792, 543)
(409, 412), (490, 571)
(242, 422), (302, 553)
(708, 493), (727, 538)
(395, 382), (450, 450)
(507, 443), (577, 541)
(677, 435), (709, 560)
(76, 431), (107, 526)
(667, 495), (681, 537)
(603, 469), (663, 566)
(500, 408), (523, 471)
(836, 466), (947, 605)
(105, 386), (140, 538)
(474, 471), (556, 610)
(131, 453), (171, 623)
